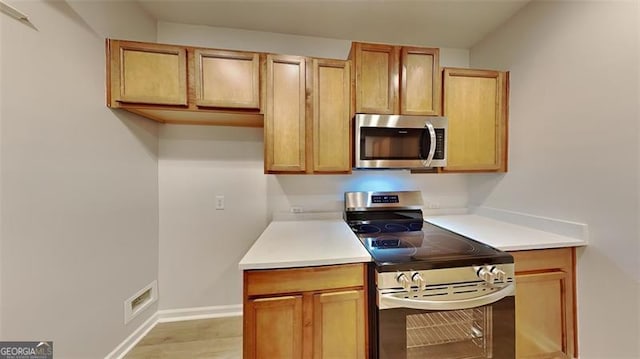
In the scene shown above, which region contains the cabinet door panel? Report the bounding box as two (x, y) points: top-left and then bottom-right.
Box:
(401, 47), (440, 115)
(265, 55), (306, 172)
(313, 59), (351, 173)
(111, 41), (187, 106)
(313, 290), (365, 359)
(515, 271), (568, 359)
(354, 43), (398, 114)
(195, 49), (260, 109)
(246, 296), (303, 359)
(443, 68), (507, 172)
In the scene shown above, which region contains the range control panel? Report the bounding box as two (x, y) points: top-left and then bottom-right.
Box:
(377, 263), (516, 292)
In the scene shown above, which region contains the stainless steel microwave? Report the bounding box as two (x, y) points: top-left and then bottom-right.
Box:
(354, 114), (447, 169)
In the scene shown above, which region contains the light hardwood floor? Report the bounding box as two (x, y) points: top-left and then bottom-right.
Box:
(124, 316), (242, 359)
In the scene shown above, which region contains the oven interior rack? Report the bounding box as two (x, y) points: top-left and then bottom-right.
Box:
(406, 308), (492, 358)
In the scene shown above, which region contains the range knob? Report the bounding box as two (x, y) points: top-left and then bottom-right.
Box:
(491, 267), (507, 282)
(396, 272), (410, 290)
(411, 271), (425, 291)
(475, 265), (496, 285)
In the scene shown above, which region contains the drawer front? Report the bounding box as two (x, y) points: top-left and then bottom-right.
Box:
(245, 263), (365, 297)
(510, 247), (573, 273)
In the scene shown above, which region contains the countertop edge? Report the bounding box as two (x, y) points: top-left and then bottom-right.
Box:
(239, 256), (372, 271)
(500, 241), (587, 252)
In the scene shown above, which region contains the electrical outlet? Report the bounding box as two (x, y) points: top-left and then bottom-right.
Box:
(216, 195), (225, 210)
(290, 206), (304, 213)
(427, 202), (440, 209)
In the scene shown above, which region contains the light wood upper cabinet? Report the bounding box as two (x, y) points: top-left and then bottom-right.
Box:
(313, 290), (365, 359)
(194, 49), (260, 109)
(245, 296), (303, 359)
(264, 54), (307, 173)
(243, 263), (367, 359)
(352, 43), (398, 114)
(442, 68), (509, 172)
(106, 39), (263, 127)
(312, 59), (351, 173)
(264, 57), (352, 174)
(401, 47), (441, 115)
(108, 40), (187, 106)
(511, 248), (576, 359)
(351, 42), (440, 115)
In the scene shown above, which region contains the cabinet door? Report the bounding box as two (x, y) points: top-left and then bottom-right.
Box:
(194, 49), (260, 109)
(313, 290), (365, 359)
(352, 43), (398, 114)
(312, 59), (351, 173)
(443, 68), (508, 172)
(108, 40), (187, 106)
(515, 271), (570, 359)
(400, 47), (440, 115)
(265, 55), (307, 173)
(245, 295), (303, 359)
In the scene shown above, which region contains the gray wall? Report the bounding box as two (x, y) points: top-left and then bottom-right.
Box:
(156, 23), (472, 310)
(0, 1), (159, 357)
(470, 1), (639, 357)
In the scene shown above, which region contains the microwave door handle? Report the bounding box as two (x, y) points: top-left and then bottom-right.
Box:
(379, 283), (515, 311)
(422, 123), (437, 167)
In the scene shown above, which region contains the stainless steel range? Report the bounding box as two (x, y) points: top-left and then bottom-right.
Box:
(344, 191), (515, 359)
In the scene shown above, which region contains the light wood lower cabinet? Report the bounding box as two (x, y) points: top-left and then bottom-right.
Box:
(245, 295), (303, 358)
(313, 290), (365, 359)
(511, 248), (577, 359)
(243, 263), (367, 359)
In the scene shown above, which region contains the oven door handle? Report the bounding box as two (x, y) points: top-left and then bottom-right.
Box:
(379, 283), (515, 310)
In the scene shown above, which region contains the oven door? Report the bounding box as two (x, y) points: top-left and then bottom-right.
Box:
(354, 114), (447, 169)
(377, 290), (515, 359)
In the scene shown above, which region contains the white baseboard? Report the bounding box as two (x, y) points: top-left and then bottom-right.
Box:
(157, 304), (243, 323)
(105, 312), (158, 359)
(105, 304), (243, 359)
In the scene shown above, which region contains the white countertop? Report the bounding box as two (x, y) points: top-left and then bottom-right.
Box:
(425, 214), (588, 251)
(239, 214), (588, 271)
(239, 219), (371, 270)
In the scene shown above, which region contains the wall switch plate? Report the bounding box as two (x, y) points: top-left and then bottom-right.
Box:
(216, 195), (224, 210)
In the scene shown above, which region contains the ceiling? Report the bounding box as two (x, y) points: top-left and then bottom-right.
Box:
(136, 0), (531, 49)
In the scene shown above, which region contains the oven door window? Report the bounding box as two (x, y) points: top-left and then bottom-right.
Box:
(406, 307), (492, 358)
(360, 127), (428, 160)
(378, 297), (514, 359)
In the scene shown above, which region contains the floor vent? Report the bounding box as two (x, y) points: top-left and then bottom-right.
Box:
(124, 280), (158, 324)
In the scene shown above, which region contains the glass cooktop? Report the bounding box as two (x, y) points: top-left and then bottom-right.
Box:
(357, 222), (513, 272)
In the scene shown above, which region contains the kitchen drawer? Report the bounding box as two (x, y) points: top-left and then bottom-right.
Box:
(511, 247), (573, 273)
(245, 263), (365, 296)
